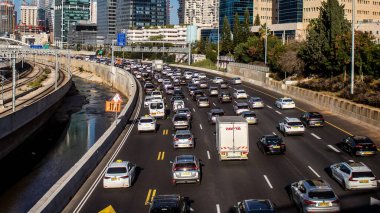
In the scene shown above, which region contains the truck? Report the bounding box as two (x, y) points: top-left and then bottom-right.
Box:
(152, 60), (163, 72)
(216, 116), (249, 160)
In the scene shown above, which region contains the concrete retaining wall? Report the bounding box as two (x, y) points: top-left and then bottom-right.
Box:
(29, 59), (138, 213)
(172, 63), (380, 128)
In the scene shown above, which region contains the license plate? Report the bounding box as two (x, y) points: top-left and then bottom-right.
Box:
(181, 172), (191, 177)
(318, 202), (330, 207)
(273, 146), (280, 149)
(111, 177), (118, 181)
(315, 123), (321, 126)
(359, 180), (369, 183)
(364, 152), (373, 155)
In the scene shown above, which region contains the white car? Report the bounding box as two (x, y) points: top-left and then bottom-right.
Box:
(192, 72), (199, 77)
(103, 160), (136, 188)
(144, 96), (153, 108)
(275, 97), (295, 109)
(173, 100), (185, 112)
(231, 77), (242, 85)
(330, 160), (378, 190)
(151, 91), (163, 99)
(233, 102), (250, 115)
(233, 90), (248, 99)
(185, 72), (193, 79)
(278, 117), (305, 136)
(192, 78), (200, 85)
(212, 77), (224, 84)
(198, 73), (207, 79)
(138, 115), (157, 132)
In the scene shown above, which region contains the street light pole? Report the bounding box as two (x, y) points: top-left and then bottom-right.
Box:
(217, 0), (220, 70)
(350, 0), (355, 95)
(264, 0), (268, 65)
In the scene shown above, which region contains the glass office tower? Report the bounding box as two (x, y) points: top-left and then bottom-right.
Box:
(278, 0), (303, 23)
(219, 0), (253, 31)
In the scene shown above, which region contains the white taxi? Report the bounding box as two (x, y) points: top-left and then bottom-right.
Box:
(275, 97), (295, 109)
(138, 115), (157, 133)
(103, 160), (136, 188)
(330, 160), (378, 190)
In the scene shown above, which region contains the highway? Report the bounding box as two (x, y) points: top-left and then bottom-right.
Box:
(64, 65), (380, 213)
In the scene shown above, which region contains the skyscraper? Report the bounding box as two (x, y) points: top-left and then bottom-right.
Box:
(90, 0), (97, 24)
(219, 0), (253, 30)
(116, 0), (167, 31)
(178, 0), (218, 27)
(97, 0), (116, 44)
(54, 0), (90, 47)
(0, 0), (15, 36)
(278, 0), (303, 23)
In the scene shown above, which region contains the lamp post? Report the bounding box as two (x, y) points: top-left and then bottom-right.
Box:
(216, 0), (220, 70)
(350, 0), (355, 95)
(264, 0), (268, 65)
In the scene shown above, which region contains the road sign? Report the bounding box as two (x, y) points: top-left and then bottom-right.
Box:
(105, 101), (121, 112)
(117, 33), (126, 47)
(99, 205), (116, 213)
(112, 93), (122, 103)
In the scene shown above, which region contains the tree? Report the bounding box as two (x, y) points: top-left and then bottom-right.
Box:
(241, 8), (252, 40)
(254, 14), (261, 26)
(221, 16), (233, 55)
(233, 13), (242, 47)
(277, 42), (305, 78)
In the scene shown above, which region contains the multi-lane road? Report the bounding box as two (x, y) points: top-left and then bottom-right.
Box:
(64, 66), (380, 213)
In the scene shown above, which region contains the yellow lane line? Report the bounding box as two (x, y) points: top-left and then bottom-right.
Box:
(145, 189), (152, 205)
(150, 189), (157, 202)
(161, 152), (165, 160)
(162, 129), (165, 135)
(157, 152), (162, 161)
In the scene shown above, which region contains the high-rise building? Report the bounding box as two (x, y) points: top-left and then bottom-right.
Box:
(178, 0), (218, 27)
(0, 0), (15, 36)
(97, 0), (116, 44)
(21, 5), (38, 27)
(253, 0), (276, 24)
(166, 0), (170, 25)
(90, 0), (97, 24)
(278, 0), (303, 23)
(54, 0), (91, 47)
(116, 0), (168, 30)
(219, 0), (253, 30)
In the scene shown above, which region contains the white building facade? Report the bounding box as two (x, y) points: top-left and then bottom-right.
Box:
(178, 0), (218, 27)
(21, 5), (38, 26)
(126, 25), (190, 42)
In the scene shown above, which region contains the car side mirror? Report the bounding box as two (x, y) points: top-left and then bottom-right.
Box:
(169, 161), (173, 164)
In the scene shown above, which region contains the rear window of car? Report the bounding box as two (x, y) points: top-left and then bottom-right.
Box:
(352, 172), (375, 178)
(237, 105), (249, 109)
(107, 167), (127, 174)
(141, 119), (153, 123)
(176, 134), (191, 139)
(309, 113), (323, 118)
(308, 191), (335, 199)
(355, 138), (374, 145)
(174, 116), (188, 121)
(175, 163), (196, 170)
(288, 122), (303, 126)
(178, 110), (189, 114)
(266, 138), (282, 145)
(212, 112), (224, 116)
(283, 99), (293, 102)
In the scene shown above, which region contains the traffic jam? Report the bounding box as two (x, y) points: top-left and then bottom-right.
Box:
(101, 59), (378, 213)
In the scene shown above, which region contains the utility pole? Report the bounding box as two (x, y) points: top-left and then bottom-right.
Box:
(350, 0), (355, 94)
(217, 0), (220, 70)
(264, 0), (268, 65)
(55, 50), (58, 89)
(12, 52), (16, 112)
(61, 0), (64, 49)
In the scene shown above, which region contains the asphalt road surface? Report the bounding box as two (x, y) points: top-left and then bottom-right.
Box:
(64, 66), (380, 213)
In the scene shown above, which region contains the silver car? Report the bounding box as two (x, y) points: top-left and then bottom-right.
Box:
(197, 96), (210, 108)
(171, 155), (201, 184)
(172, 114), (190, 130)
(290, 179), (340, 212)
(248, 97), (264, 109)
(233, 102), (250, 115)
(177, 108), (192, 120)
(207, 108), (224, 124)
(241, 111), (258, 125)
(172, 130), (194, 148)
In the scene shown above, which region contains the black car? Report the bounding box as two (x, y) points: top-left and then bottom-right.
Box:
(171, 95), (184, 103)
(218, 91), (232, 103)
(192, 90), (205, 101)
(339, 136), (377, 156)
(234, 199), (276, 213)
(300, 112), (325, 127)
(149, 194), (190, 213)
(173, 89), (184, 98)
(257, 135), (286, 155)
(179, 78), (187, 85)
(188, 86), (198, 96)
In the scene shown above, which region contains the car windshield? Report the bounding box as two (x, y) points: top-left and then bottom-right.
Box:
(288, 122), (303, 126)
(212, 112), (224, 116)
(283, 99), (293, 102)
(107, 167), (127, 174)
(238, 91), (245, 94)
(308, 190), (335, 199)
(141, 119), (153, 123)
(266, 137), (282, 145)
(178, 109), (189, 114)
(243, 113), (255, 118)
(352, 172), (375, 178)
(252, 98), (262, 102)
(150, 103), (163, 109)
(238, 105), (249, 109)
(309, 113), (323, 118)
(246, 200), (272, 212)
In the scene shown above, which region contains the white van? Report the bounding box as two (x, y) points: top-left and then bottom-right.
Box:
(149, 99), (166, 119)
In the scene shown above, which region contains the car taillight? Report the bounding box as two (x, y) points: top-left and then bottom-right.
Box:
(355, 145), (363, 148)
(286, 125), (291, 129)
(332, 199), (340, 204)
(242, 152), (248, 155)
(174, 138), (179, 141)
(120, 175), (129, 179)
(304, 200), (316, 205)
(104, 176), (111, 179)
(188, 137), (192, 140)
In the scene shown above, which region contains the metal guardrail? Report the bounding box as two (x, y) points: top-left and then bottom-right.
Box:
(114, 46), (188, 53)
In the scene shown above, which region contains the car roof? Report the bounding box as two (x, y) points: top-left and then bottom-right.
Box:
(263, 135), (281, 140)
(243, 199), (273, 211)
(285, 117), (301, 122)
(236, 89), (245, 92)
(140, 115), (154, 120)
(236, 102), (249, 106)
(210, 108), (224, 113)
(242, 111), (255, 115)
(280, 97), (293, 101)
(176, 155), (195, 163)
(250, 97), (262, 100)
(151, 194), (181, 207)
(175, 130), (191, 135)
(109, 160), (128, 168)
(343, 161), (372, 172)
(303, 179), (331, 190)
(351, 136), (374, 144)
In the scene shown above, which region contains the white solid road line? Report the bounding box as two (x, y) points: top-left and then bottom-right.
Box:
(207, 151), (211, 159)
(272, 132), (277, 135)
(186, 97), (189, 101)
(216, 204), (221, 213)
(200, 124), (203, 129)
(308, 166), (321, 178)
(267, 105), (272, 109)
(213, 102), (216, 106)
(311, 133), (322, 140)
(193, 108), (196, 112)
(328, 145), (341, 153)
(263, 175), (273, 189)
(275, 110), (282, 115)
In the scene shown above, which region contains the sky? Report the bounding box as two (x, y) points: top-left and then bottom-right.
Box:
(14, 0), (180, 25)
